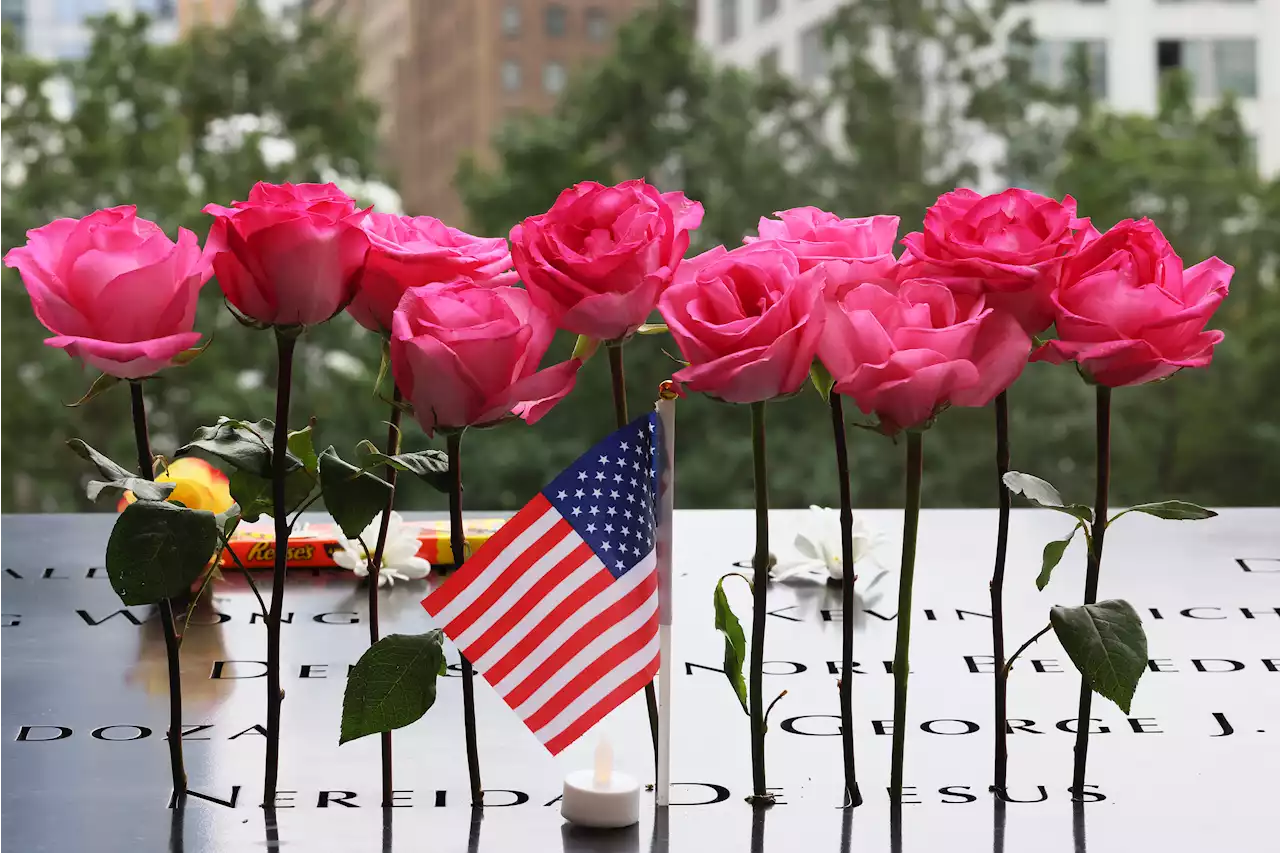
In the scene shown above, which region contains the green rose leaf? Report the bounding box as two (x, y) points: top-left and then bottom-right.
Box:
(1114, 501), (1218, 523)
(1036, 522), (1083, 591)
(319, 446), (393, 539)
(229, 468), (315, 523)
(1003, 471), (1093, 523)
(66, 373), (121, 408)
(810, 360), (836, 403)
(67, 439), (175, 503)
(86, 477), (176, 504)
(171, 337), (213, 367)
(356, 440), (450, 492)
(713, 573), (750, 715)
(288, 424), (319, 475)
(373, 336), (392, 395)
(68, 438), (139, 481)
(180, 417), (295, 479)
(636, 323), (668, 335)
(572, 334), (601, 362)
(105, 501), (219, 605)
(340, 630), (447, 744)
(216, 502), (242, 540)
(1050, 599), (1147, 714)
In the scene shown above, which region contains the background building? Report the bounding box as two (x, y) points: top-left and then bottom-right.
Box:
(696, 0), (1280, 176)
(307, 0), (412, 166)
(177, 0), (240, 30)
(312, 1), (646, 224)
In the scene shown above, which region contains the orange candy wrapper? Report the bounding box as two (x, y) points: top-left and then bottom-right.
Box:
(221, 517), (505, 570)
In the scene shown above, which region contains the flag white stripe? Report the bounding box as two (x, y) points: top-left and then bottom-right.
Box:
(512, 587), (659, 720)
(472, 552), (604, 672)
(432, 506), (561, 628)
(453, 527), (581, 651)
(535, 633), (661, 745)
(491, 549), (656, 696)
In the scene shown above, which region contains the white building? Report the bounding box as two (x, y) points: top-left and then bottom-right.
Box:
(696, 0), (1280, 176)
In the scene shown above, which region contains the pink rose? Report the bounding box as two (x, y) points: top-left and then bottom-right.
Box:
(658, 242), (825, 404)
(1032, 219), (1231, 387)
(3, 206), (210, 379)
(898, 188), (1084, 332)
(749, 207), (899, 277)
(203, 182), (369, 326)
(820, 268), (1031, 434)
(390, 279), (581, 436)
(510, 179), (704, 341)
(348, 212), (516, 334)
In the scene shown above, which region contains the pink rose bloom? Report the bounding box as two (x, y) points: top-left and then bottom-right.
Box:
(3, 205), (210, 379)
(510, 179), (704, 341)
(658, 241), (825, 404)
(390, 279), (581, 436)
(1032, 218), (1231, 387)
(820, 266), (1031, 434)
(898, 188), (1084, 332)
(203, 182), (369, 326)
(348, 212), (516, 335)
(749, 207), (900, 277)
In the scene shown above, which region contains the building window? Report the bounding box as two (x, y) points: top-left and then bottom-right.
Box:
(718, 0), (737, 44)
(501, 60), (523, 92)
(759, 0), (779, 21)
(585, 7), (608, 42)
(1157, 38), (1257, 98)
(546, 3), (567, 37)
(502, 3), (521, 38)
(136, 0), (176, 19)
(1212, 39), (1257, 97)
(1032, 39), (1107, 99)
(543, 60), (567, 94)
(798, 22), (827, 83)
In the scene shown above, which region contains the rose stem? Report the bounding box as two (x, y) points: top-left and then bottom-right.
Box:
(991, 390), (1011, 795)
(1071, 386), (1111, 798)
(264, 328), (298, 804)
(749, 401), (769, 799)
(890, 431), (924, 802)
(367, 384), (404, 808)
(448, 430), (483, 806)
(829, 393), (862, 808)
(607, 342), (661, 763)
(129, 380), (186, 798)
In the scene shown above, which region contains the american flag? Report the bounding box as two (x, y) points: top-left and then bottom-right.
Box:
(423, 413), (662, 755)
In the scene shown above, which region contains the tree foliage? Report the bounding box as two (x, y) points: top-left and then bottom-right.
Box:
(1, 7), (388, 512)
(3, 1), (1276, 516)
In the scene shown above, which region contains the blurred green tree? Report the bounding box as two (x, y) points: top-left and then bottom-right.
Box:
(3, 1), (1274, 517)
(1, 6), (391, 512)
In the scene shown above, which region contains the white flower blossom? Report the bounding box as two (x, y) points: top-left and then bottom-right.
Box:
(772, 505), (884, 583)
(334, 511), (431, 587)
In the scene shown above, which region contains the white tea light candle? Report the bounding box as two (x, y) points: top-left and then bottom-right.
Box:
(561, 739), (640, 829)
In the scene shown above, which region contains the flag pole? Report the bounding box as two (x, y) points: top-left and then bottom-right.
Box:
(655, 384), (677, 808)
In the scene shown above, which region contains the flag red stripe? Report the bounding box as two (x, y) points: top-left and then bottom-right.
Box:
(424, 494), (552, 616)
(541, 652), (661, 756)
(464, 540), (594, 663)
(484, 568), (613, 686)
(445, 517), (573, 638)
(506, 572), (658, 711)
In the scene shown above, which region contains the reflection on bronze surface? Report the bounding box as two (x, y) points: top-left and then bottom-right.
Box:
(128, 594), (228, 712)
(992, 796), (1007, 853)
